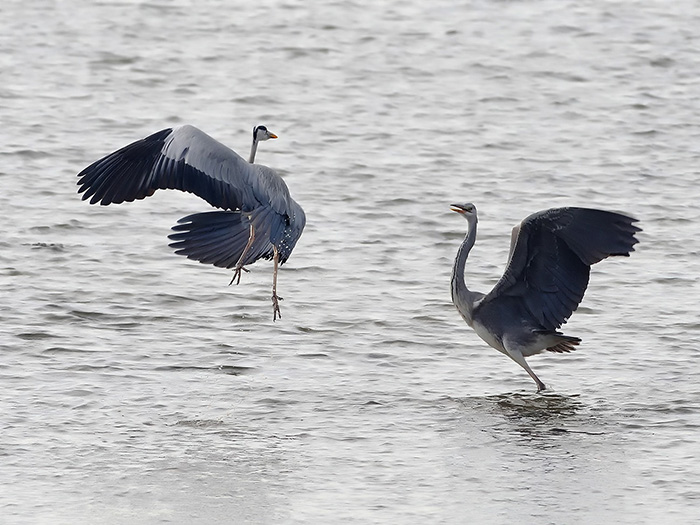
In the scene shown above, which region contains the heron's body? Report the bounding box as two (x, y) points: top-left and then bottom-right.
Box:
(450, 204), (640, 392)
(77, 125), (305, 320)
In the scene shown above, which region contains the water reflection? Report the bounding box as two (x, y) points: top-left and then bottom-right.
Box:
(453, 392), (582, 420)
(452, 392), (608, 446)
(488, 392), (583, 422)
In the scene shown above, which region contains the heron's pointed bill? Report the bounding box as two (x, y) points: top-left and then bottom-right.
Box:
(451, 204), (466, 214)
(268, 133), (278, 139)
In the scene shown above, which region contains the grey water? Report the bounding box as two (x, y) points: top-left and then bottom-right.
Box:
(2, 0), (700, 523)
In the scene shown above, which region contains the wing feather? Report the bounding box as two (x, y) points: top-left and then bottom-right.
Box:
(483, 207), (640, 331)
(77, 125), (257, 210)
(168, 211), (266, 269)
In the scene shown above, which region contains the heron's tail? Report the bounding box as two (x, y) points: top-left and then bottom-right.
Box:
(544, 332), (581, 353)
(168, 211), (271, 269)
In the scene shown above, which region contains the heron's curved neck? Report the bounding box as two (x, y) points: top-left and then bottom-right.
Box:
(451, 216), (479, 323)
(248, 138), (258, 163)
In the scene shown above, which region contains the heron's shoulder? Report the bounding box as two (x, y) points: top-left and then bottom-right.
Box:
(471, 292), (488, 311)
(251, 164), (284, 187)
(252, 163), (280, 175)
(519, 207), (576, 233)
(168, 125), (222, 145)
(249, 164), (305, 218)
(251, 164), (289, 191)
(521, 207), (562, 223)
(171, 124), (203, 134)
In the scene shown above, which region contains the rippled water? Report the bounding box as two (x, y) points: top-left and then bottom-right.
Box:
(2, 0), (700, 523)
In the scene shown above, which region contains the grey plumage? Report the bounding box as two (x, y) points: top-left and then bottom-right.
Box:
(77, 125), (305, 320)
(450, 203), (640, 392)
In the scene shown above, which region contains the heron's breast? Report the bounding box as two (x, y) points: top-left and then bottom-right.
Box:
(471, 319), (506, 354)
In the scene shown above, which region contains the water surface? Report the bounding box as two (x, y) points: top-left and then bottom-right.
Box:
(2, 0), (700, 523)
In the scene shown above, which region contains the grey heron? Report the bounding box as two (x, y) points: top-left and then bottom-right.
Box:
(77, 125), (305, 321)
(450, 204), (640, 392)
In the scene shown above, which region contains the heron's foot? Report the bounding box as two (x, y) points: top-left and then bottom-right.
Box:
(272, 293), (284, 321)
(228, 266), (250, 286)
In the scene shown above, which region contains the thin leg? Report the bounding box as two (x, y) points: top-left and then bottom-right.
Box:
(229, 224), (255, 286)
(271, 245), (282, 321)
(506, 348), (547, 392)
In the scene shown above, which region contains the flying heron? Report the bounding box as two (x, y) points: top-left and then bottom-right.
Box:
(77, 125), (305, 321)
(450, 203), (640, 392)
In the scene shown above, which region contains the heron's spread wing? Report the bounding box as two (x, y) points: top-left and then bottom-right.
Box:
(168, 211), (274, 269)
(77, 126), (261, 210)
(483, 207), (641, 331)
(168, 200), (305, 268)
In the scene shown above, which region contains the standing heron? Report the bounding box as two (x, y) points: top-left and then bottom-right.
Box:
(77, 125), (305, 321)
(450, 203), (640, 392)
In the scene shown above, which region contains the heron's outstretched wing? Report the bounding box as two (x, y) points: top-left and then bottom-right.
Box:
(77, 125), (264, 211)
(168, 198), (305, 268)
(167, 211), (271, 268)
(482, 208), (641, 331)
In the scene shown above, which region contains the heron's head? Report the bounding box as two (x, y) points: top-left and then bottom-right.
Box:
(450, 202), (477, 220)
(253, 125), (278, 143)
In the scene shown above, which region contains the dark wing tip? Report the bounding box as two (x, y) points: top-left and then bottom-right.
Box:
(75, 128), (174, 205)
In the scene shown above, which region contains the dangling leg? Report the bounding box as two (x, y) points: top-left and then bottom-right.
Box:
(229, 224), (255, 285)
(505, 347), (547, 392)
(271, 245), (283, 321)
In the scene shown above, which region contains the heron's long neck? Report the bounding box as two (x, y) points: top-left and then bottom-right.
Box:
(248, 139), (258, 163)
(451, 218), (479, 324)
